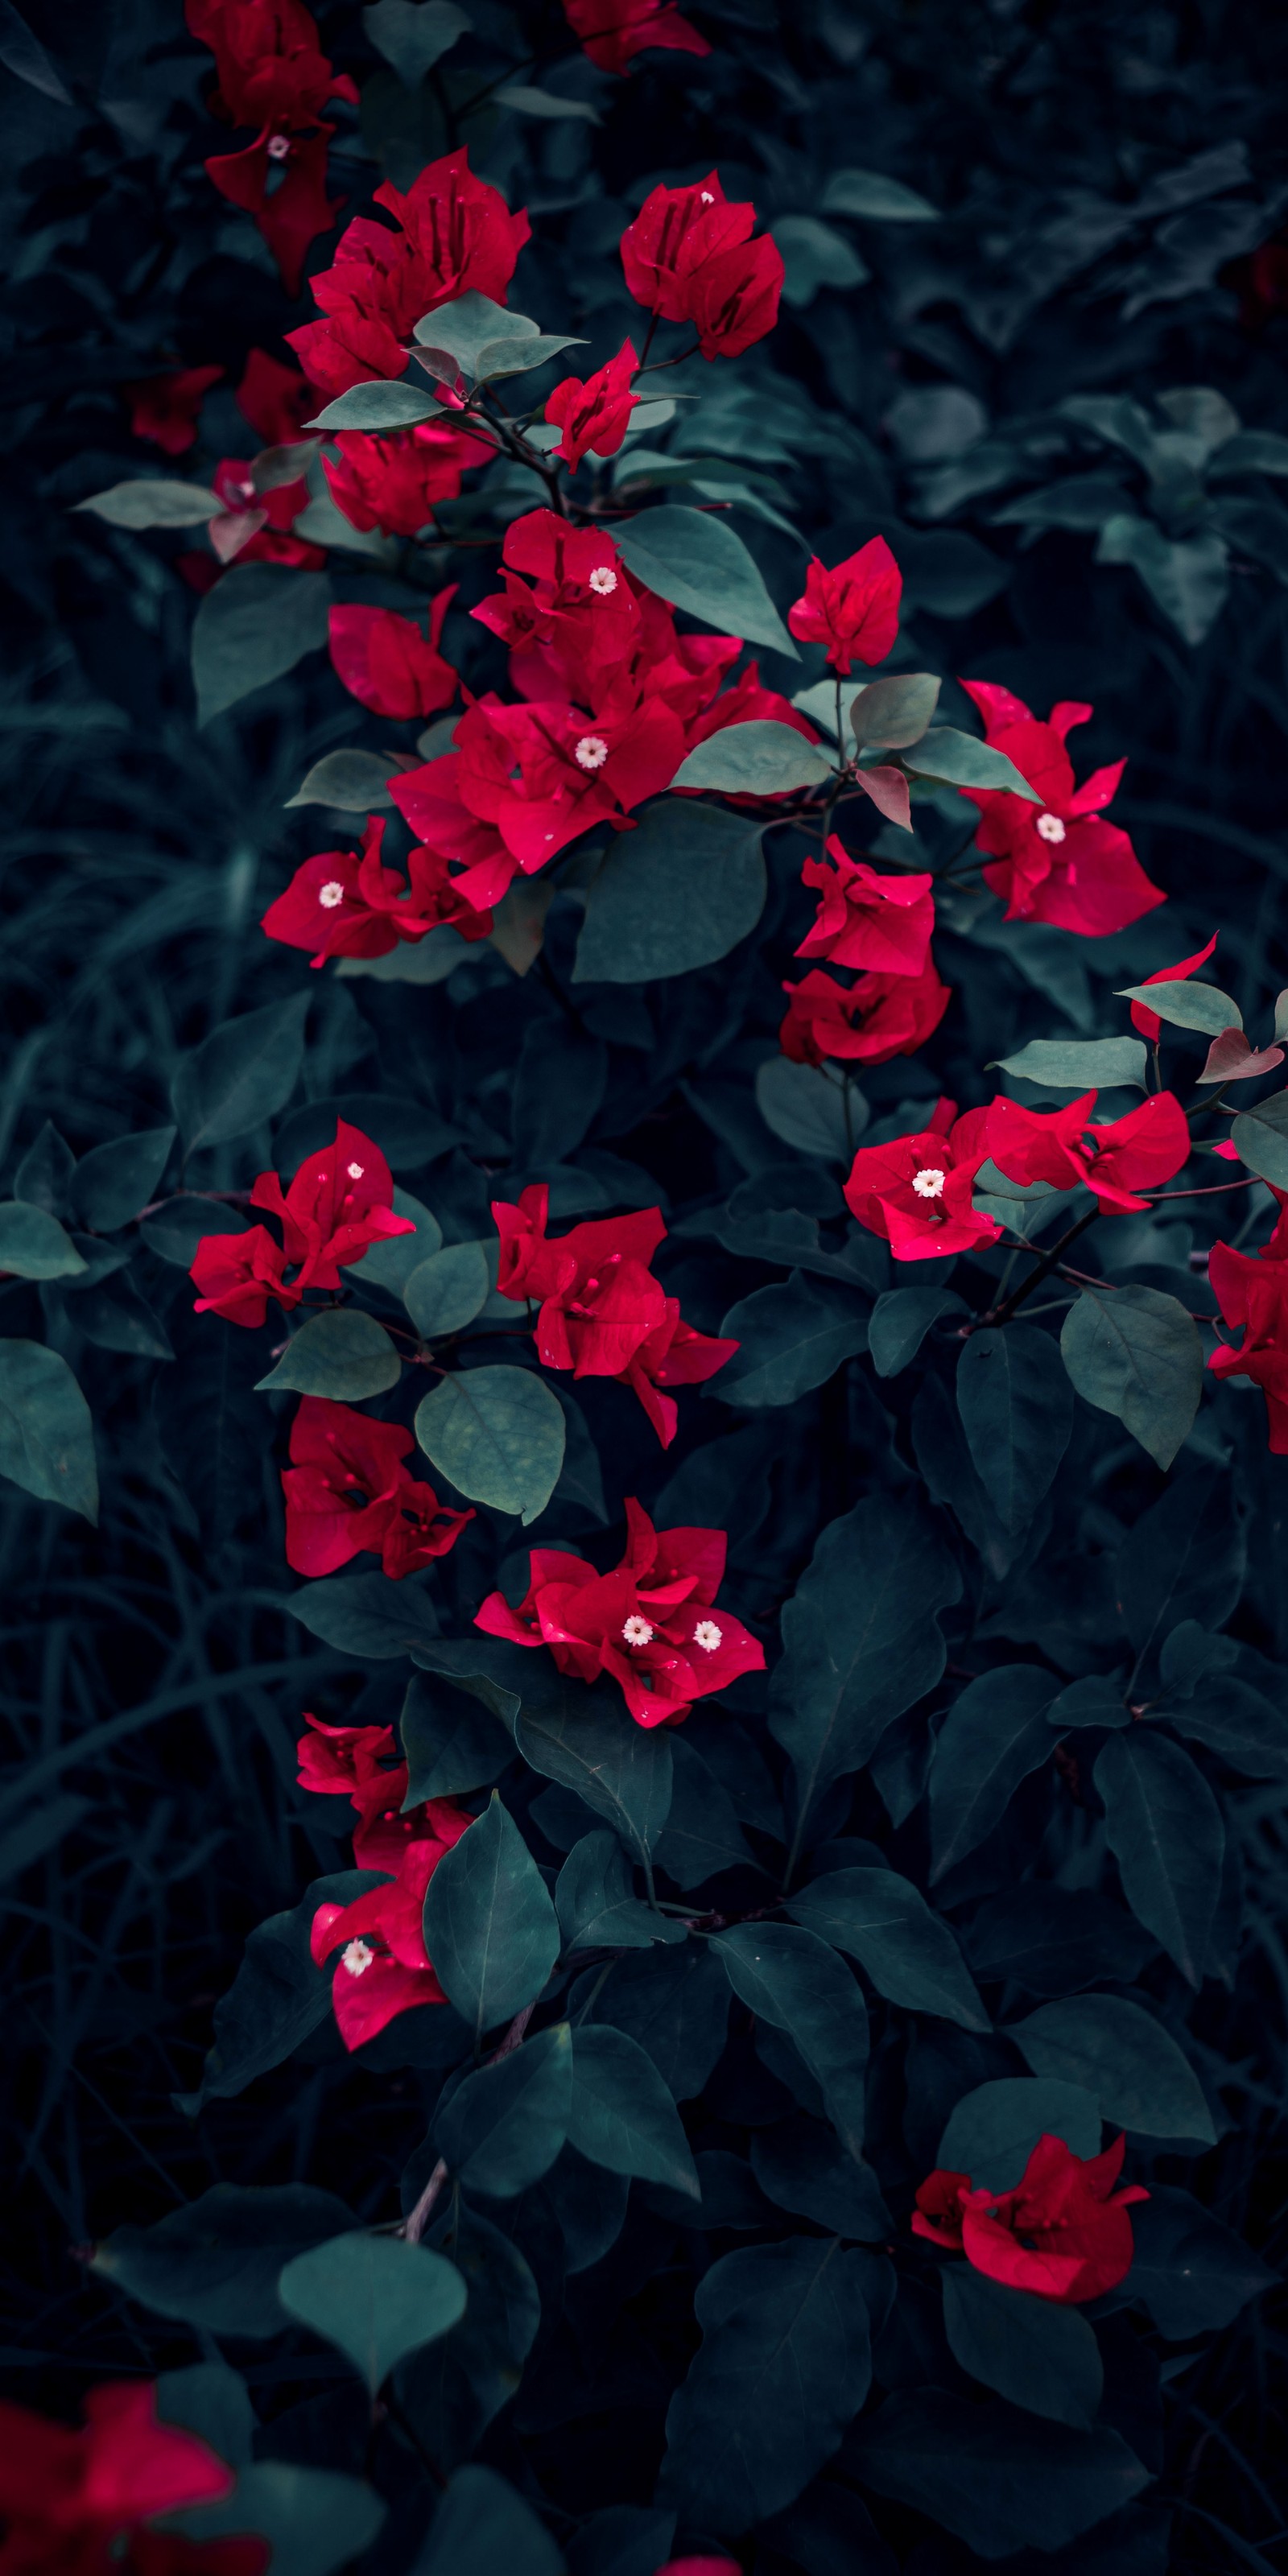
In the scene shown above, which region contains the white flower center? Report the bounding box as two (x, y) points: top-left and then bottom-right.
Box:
(318, 880), (345, 909)
(693, 1620), (722, 1652)
(588, 566), (618, 595)
(346, 1162), (365, 1180)
(622, 1614), (654, 1645)
(700, 191), (715, 204)
(575, 733), (609, 771)
(1036, 812), (1067, 843)
(266, 133), (291, 161)
(341, 1938), (374, 1976)
(912, 1168), (946, 1199)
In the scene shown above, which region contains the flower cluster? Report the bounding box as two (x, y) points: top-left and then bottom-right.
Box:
(1209, 1192), (1288, 1449)
(188, 1122), (414, 1324)
(843, 1087), (1192, 1258)
(493, 1184), (737, 1445)
(475, 1497), (765, 1728)
(299, 1716), (472, 2047)
(562, 0), (711, 76)
(780, 816), (950, 1070)
(186, 0), (357, 294)
(844, 1099), (1001, 1261)
(545, 340), (641, 471)
(262, 815), (493, 966)
(281, 1397), (473, 1579)
(322, 416), (494, 539)
(914, 2132), (1149, 2304)
(620, 174), (784, 361)
(287, 149), (530, 398)
(328, 593), (458, 721)
(958, 682), (1164, 937)
(0, 2379), (264, 2576)
(787, 534), (902, 675)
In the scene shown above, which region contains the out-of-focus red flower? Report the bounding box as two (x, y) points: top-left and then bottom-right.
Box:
(288, 151), (530, 396)
(796, 837), (935, 973)
(956, 681), (1165, 937)
(563, 0), (711, 75)
(204, 125), (341, 298)
(448, 684), (686, 885)
(844, 1100), (1001, 1261)
(126, 366), (223, 456)
(236, 347), (314, 445)
(189, 1225), (302, 1329)
(545, 339), (641, 469)
(323, 423), (485, 537)
(475, 1496), (764, 1728)
(208, 454), (323, 568)
(328, 594), (458, 720)
(786, 535), (902, 675)
(1227, 233), (1288, 331)
(297, 1711), (417, 1865)
(0, 2379), (266, 2576)
(261, 816), (493, 967)
(311, 1802), (473, 2047)
(1128, 933), (1220, 1039)
(654, 2563), (741, 2576)
(186, 0), (357, 130)
(985, 1088), (1191, 1213)
(913, 2132), (1148, 2303)
(779, 956), (951, 1067)
(620, 172), (783, 359)
(1210, 1217), (1288, 1449)
(190, 1122), (415, 1325)
(282, 1397), (473, 1579)
(473, 510), (644, 705)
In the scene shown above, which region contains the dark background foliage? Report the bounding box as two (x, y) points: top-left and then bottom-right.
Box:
(2, 1), (1288, 2570)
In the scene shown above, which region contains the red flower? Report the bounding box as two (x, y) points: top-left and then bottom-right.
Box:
(679, 657), (819, 758)
(1209, 1220), (1288, 1449)
(328, 594), (458, 720)
(190, 1121), (415, 1324)
(0, 2379), (266, 2576)
(1129, 932), (1220, 1039)
(297, 1711), (414, 1864)
(473, 510), (644, 706)
(620, 172), (784, 359)
(843, 1101), (1001, 1261)
(261, 817), (493, 968)
(288, 151), (530, 397)
(779, 956), (951, 1067)
(186, 0), (357, 130)
(189, 1225), (301, 1329)
(235, 348), (314, 446)
(956, 681), (1165, 937)
(563, 0), (711, 75)
(475, 1496), (765, 1728)
(985, 1089), (1191, 1214)
(654, 2564), (741, 2576)
(311, 1803), (472, 2047)
(621, 1302), (740, 1448)
(448, 684), (685, 881)
(913, 2132), (1148, 2304)
(126, 366), (223, 456)
(282, 1397), (473, 1579)
(323, 423), (485, 538)
(204, 125), (341, 298)
(545, 339), (641, 470)
(386, 753), (515, 915)
(786, 535), (902, 675)
(796, 836), (935, 973)
(208, 454), (322, 569)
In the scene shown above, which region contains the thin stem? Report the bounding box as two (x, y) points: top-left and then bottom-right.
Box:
(401, 2157), (448, 2246)
(983, 1208), (1100, 1330)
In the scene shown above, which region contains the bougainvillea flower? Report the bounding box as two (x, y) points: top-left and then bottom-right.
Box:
(190, 1224), (303, 1327)
(297, 1712), (415, 1864)
(204, 125), (341, 298)
(679, 657), (819, 759)
(281, 1397), (473, 1579)
(0, 2379), (266, 2576)
(796, 837), (935, 972)
(1128, 933), (1220, 1039)
(984, 1089), (1191, 1213)
(475, 1496), (764, 1728)
(328, 594), (458, 720)
(236, 347), (314, 446)
(545, 339), (641, 469)
(913, 2132), (1148, 2303)
(261, 818), (493, 966)
(447, 685), (686, 886)
(386, 753), (515, 910)
(249, 1121), (415, 1285)
(654, 2564), (742, 2576)
(1209, 1228), (1288, 1449)
(473, 510), (642, 704)
(186, 0), (357, 130)
(956, 680), (1165, 936)
(621, 1302), (740, 1447)
(779, 957), (951, 1067)
(493, 1188), (674, 1375)
(288, 151), (530, 396)
(209, 454), (322, 568)
(786, 535), (902, 674)
(126, 365), (223, 455)
(311, 1803), (473, 2047)
(323, 423), (484, 537)
(844, 1101), (1001, 1261)
(620, 173), (784, 359)
(564, 0), (711, 75)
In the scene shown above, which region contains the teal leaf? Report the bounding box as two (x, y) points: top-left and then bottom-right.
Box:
(414, 2466), (565, 2576)
(568, 2023), (700, 2195)
(1229, 1084), (1288, 1189)
(671, 719), (833, 794)
(1094, 1731), (1224, 1986)
(93, 2186), (359, 2338)
(422, 1791), (560, 2039)
(515, 1686), (674, 1865)
(849, 671), (942, 748)
(171, 993), (309, 1154)
(1060, 1285), (1203, 1470)
(937, 2076), (1103, 2191)
(787, 1866), (989, 2031)
(415, 1366), (565, 1521)
(285, 748), (398, 811)
(361, 0), (469, 87)
(956, 1327), (1073, 1532)
(712, 1924), (869, 2158)
(400, 1672), (512, 1800)
(902, 726), (1042, 800)
(714, 1270), (869, 1406)
(1096, 513), (1229, 645)
(820, 167), (940, 220)
(0, 1201), (86, 1278)
(76, 478), (221, 528)
(929, 1667), (1057, 1881)
(435, 2022), (572, 2196)
(574, 801), (767, 985)
(1008, 1994), (1216, 2143)
(0, 1340), (97, 1523)
(754, 1058), (857, 1161)
(192, 565), (330, 727)
(992, 1036), (1149, 1087)
(868, 1286), (964, 1377)
(180, 1872), (386, 2109)
(277, 2234), (467, 2394)
(167, 2463), (386, 2576)
(403, 1241), (490, 1339)
(1113, 978), (1242, 1034)
(850, 2391), (1147, 2557)
(942, 2268), (1104, 2429)
(613, 506), (799, 657)
(254, 1309), (402, 1398)
(555, 1831), (682, 1951)
(71, 1127), (175, 1231)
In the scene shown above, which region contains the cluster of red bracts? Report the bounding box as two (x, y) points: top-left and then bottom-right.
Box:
(914, 2132), (1148, 2304)
(0, 2380), (266, 2576)
(298, 1715), (472, 2046)
(843, 1088), (1193, 1261)
(188, 1121), (414, 1324)
(185, 0), (357, 295)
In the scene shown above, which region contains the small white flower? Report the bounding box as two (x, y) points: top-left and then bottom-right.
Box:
(1036, 811), (1067, 844)
(912, 1167), (946, 1199)
(575, 733), (609, 771)
(588, 566), (618, 596)
(341, 1938), (375, 1977)
(622, 1614), (654, 1645)
(700, 189), (715, 204)
(693, 1619), (723, 1653)
(318, 880), (345, 909)
(346, 1161), (365, 1180)
(266, 133), (291, 161)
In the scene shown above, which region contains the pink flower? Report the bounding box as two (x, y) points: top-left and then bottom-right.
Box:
(1129, 933), (1220, 1039)
(779, 956), (951, 1067)
(620, 173), (783, 360)
(288, 150), (530, 397)
(472, 510), (643, 706)
(323, 423), (485, 537)
(297, 1711), (414, 1865)
(1209, 1213), (1288, 1450)
(190, 1121), (415, 1325)
(186, 0), (357, 130)
(311, 1803), (473, 2047)
(235, 348), (314, 447)
(281, 1397), (473, 1579)
(843, 1101), (1001, 1261)
(204, 124), (341, 299)
(209, 454), (322, 569)
(261, 817), (493, 966)
(914, 2132), (1148, 2304)
(448, 684), (685, 881)
(956, 680), (1165, 937)
(545, 339), (641, 469)
(984, 1089), (1191, 1214)
(126, 366), (223, 456)
(563, 0), (711, 76)
(0, 2378), (265, 2576)
(474, 1497), (765, 1728)
(328, 594), (458, 720)
(786, 536), (902, 675)
(795, 836), (935, 973)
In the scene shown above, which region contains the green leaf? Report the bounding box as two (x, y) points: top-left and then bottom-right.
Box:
(394, 2207), (539, 2467)
(254, 1309), (402, 1398)
(1096, 512), (1229, 645)
(754, 1058), (857, 1161)
(555, 1831), (680, 1951)
(192, 565), (330, 727)
(155, 2360), (254, 2466)
(582, 1944), (729, 2102)
(942, 2269), (1104, 2429)
(849, 671), (942, 749)
(422, 1791), (560, 2040)
(400, 1672), (512, 1800)
(0, 1201), (86, 1278)
(75, 478), (221, 528)
(1129, 2185), (1275, 2339)
(653, 1735), (755, 1889)
(404, 1241), (490, 1339)
(180, 1872), (385, 2109)
(277, 2234), (467, 2395)
(787, 1867), (989, 2032)
(929, 1667), (1056, 1882)
(1094, 1731), (1224, 1987)
(1113, 978), (1242, 1034)
(568, 2023), (699, 2195)
(671, 719), (833, 794)
(868, 1286), (963, 1377)
(71, 1126), (175, 1231)
(289, 1572), (441, 1660)
(1229, 1085), (1288, 1188)
(170, 2463), (386, 2576)
(574, 801), (766, 985)
(93, 2185), (359, 2338)
(850, 2392), (1148, 2561)
(514, 1685), (674, 1866)
(1060, 1285), (1203, 1470)
(956, 1327), (1073, 1532)
(415, 2467), (565, 2576)
(771, 213), (870, 308)
(750, 2119), (890, 2240)
(171, 993), (309, 1154)
(307, 381), (448, 431)
(285, 749), (398, 811)
(1009, 1994), (1216, 2143)
(613, 506), (799, 658)
(903, 726), (1043, 800)
(361, 0), (469, 86)
(415, 1366), (564, 1522)
(992, 1036), (1149, 1087)
(353, 1187), (443, 1294)
(821, 167), (940, 220)
(0, 1340), (97, 1522)
(713, 1271), (869, 1406)
(938, 2076), (1103, 2190)
(412, 294), (580, 386)
(661, 2240), (873, 2533)
(712, 1924), (869, 2158)
(436, 2023), (572, 2196)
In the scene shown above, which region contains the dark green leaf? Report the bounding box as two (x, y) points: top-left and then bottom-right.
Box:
(514, 1682), (674, 1865)
(395, 2210), (540, 2471)
(788, 1867), (989, 2031)
(962, 1887), (1157, 1997)
(400, 1673), (512, 1800)
(772, 213), (870, 307)
(404, 1241), (490, 1338)
(574, 801), (766, 985)
(171, 993), (309, 1154)
(750, 2119), (891, 2240)
(436, 2023), (572, 2195)
(71, 1126), (175, 1231)
(1009, 1994), (1216, 2142)
(1095, 1731), (1224, 1985)
(557, 1830), (683, 1951)
(93, 2186), (359, 2337)
(1060, 1285), (1203, 1470)
(76, 478), (221, 527)
(582, 1944), (729, 2099)
(0, 1201), (86, 1278)
(754, 1058), (856, 1162)
(1230, 1085), (1288, 1190)
(155, 2361), (254, 2467)
(415, 1366), (564, 1521)
(0, 1340), (97, 1522)
(288, 1572), (441, 1659)
(412, 2466), (564, 2576)
(671, 720), (832, 794)
(903, 726), (1042, 799)
(192, 565), (330, 727)
(1096, 513), (1229, 644)
(942, 2268), (1104, 2428)
(285, 749), (398, 810)
(180, 1872), (384, 2109)
(713, 1924), (869, 2157)
(850, 2391), (1147, 2557)
(929, 1667), (1056, 1881)
(422, 1791), (560, 2040)
(653, 1736), (755, 1888)
(277, 2234), (467, 2394)
(1128, 2185), (1274, 2337)
(254, 1308), (401, 1398)
(991, 1037), (1148, 1087)
(956, 1327), (1073, 1532)
(568, 2023), (699, 2196)
(613, 506), (799, 657)
(714, 1271), (869, 1406)
(1114, 979), (1242, 1035)
(937, 2076), (1102, 2190)
(1115, 1470), (1244, 1666)
(868, 1286), (964, 1377)
(849, 672), (942, 749)
(171, 2464), (386, 2576)
(821, 167), (939, 220)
